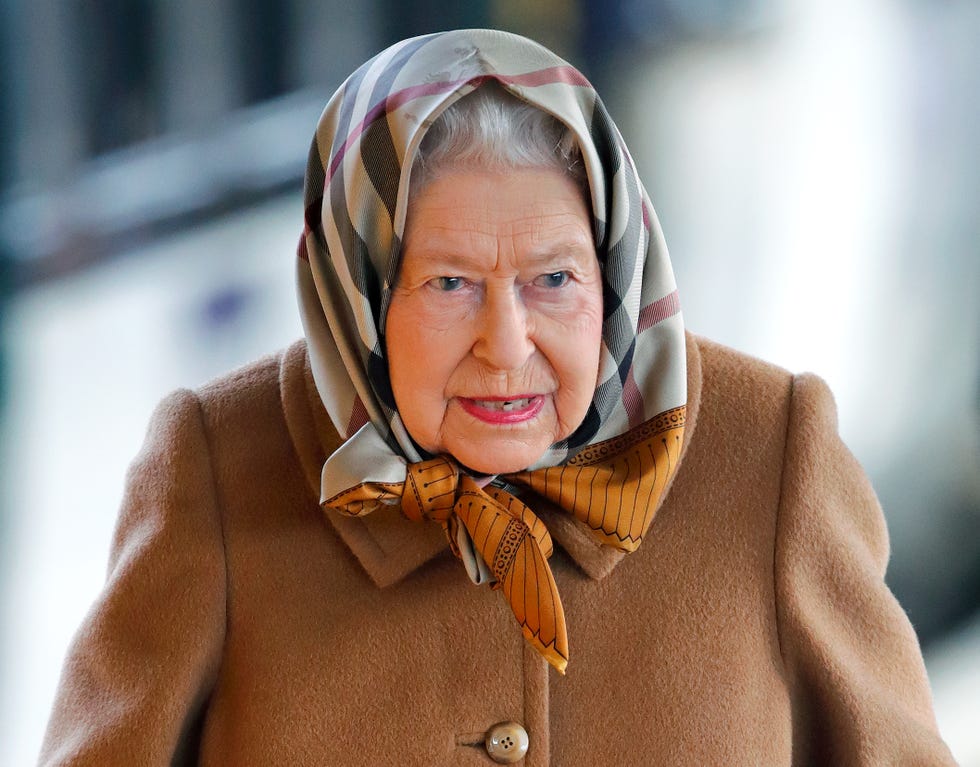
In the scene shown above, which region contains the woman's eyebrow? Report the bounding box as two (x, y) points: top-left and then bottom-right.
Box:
(405, 230), (594, 265)
(403, 245), (595, 275)
(401, 250), (482, 272)
(522, 240), (596, 266)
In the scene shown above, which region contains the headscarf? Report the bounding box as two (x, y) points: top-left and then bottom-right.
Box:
(297, 29), (686, 672)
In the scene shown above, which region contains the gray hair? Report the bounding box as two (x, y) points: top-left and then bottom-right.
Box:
(409, 82), (589, 198)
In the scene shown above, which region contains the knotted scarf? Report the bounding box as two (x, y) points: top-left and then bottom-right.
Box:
(297, 29), (687, 673)
(324, 407), (686, 672)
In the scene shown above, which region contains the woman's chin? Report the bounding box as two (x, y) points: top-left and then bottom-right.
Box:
(433, 405), (557, 475)
(448, 441), (547, 476)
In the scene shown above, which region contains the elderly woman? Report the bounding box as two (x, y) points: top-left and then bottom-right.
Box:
(40, 29), (953, 766)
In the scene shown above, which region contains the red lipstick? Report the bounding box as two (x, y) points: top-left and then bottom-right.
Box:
(458, 395), (544, 424)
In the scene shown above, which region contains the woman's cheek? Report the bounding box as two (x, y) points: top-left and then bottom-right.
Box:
(415, 291), (480, 332)
(529, 278), (602, 314)
(538, 294), (603, 338)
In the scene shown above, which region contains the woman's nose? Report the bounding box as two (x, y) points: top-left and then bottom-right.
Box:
(472, 287), (535, 371)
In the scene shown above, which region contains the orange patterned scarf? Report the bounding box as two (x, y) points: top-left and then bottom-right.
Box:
(324, 406), (686, 673)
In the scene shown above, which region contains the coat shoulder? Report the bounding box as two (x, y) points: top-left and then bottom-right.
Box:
(185, 339), (313, 433)
(194, 343), (297, 409)
(179, 341), (312, 482)
(691, 333), (791, 385)
(688, 333), (795, 418)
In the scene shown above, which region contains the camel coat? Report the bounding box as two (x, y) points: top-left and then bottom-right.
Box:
(39, 334), (955, 766)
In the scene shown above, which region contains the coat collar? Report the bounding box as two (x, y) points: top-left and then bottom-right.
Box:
(279, 333), (703, 588)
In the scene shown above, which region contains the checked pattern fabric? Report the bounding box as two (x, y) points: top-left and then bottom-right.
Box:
(325, 406), (687, 673)
(297, 29), (687, 470)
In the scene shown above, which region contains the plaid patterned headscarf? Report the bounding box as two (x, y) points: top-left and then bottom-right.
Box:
(298, 29), (685, 479)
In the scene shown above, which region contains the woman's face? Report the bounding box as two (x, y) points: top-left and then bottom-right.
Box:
(386, 167), (603, 474)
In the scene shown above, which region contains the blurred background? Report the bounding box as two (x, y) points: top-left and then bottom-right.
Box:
(0, 0), (977, 763)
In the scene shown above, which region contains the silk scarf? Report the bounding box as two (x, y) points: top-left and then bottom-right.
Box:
(297, 29), (686, 672)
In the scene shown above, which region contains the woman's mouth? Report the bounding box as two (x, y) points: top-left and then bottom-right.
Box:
(458, 395), (544, 424)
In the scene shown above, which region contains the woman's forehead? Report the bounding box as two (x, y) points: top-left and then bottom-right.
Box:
(401, 168), (595, 267)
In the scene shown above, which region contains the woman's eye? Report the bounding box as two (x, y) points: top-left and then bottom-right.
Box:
(534, 271), (571, 288)
(433, 276), (464, 291)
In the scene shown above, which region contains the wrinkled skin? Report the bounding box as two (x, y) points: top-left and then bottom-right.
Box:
(386, 168), (603, 474)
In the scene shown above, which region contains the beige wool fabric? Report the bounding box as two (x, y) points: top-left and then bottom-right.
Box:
(39, 334), (955, 765)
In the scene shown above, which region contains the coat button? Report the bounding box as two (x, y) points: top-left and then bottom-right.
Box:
(484, 721), (529, 764)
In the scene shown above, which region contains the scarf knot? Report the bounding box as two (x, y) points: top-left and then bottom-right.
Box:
(322, 407), (686, 673)
(401, 457), (458, 524)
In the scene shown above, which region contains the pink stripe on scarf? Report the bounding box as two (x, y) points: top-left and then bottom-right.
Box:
(637, 290), (681, 333)
(327, 66), (590, 183)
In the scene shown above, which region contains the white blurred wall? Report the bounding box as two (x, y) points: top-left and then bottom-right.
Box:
(0, 195), (303, 765)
